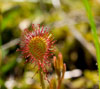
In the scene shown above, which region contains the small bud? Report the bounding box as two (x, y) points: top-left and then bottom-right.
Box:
(53, 56), (57, 69)
(58, 52), (63, 71)
(53, 52), (66, 89)
(53, 52), (66, 78)
(62, 63), (66, 79)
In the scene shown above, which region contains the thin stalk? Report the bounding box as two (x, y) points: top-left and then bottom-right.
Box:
(57, 77), (62, 89)
(39, 69), (45, 89)
(0, 31), (2, 66)
(83, 0), (100, 88)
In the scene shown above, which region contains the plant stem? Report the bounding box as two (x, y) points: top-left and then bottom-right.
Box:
(0, 31), (2, 66)
(57, 78), (62, 89)
(83, 0), (100, 88)
(39, 69), (45, 89)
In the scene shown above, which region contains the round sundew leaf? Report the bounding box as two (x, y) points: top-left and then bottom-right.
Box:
(18, 24), (56, 73)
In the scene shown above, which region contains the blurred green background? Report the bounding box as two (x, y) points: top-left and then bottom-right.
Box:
(0, 0), (100, 89)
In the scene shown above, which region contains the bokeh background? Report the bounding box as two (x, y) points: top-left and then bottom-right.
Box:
(0, 0), (100, 89)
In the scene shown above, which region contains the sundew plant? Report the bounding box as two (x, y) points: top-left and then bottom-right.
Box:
(17, 24), (66, 89)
